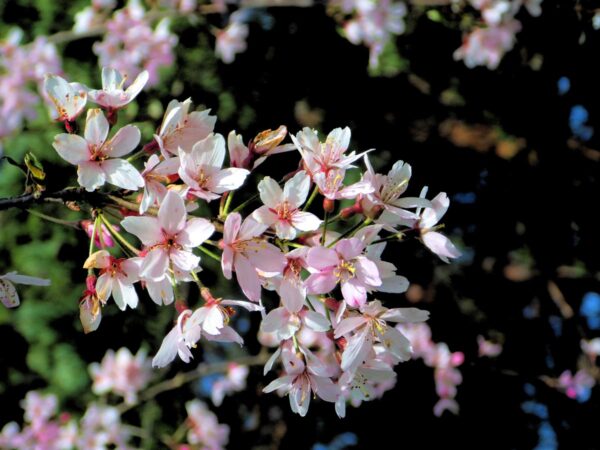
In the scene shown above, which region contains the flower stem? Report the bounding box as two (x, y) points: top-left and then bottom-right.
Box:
(328, 217), (372, 247)
(26, 209), (80, 229)
(303, 185), (319, 211)
(197, 245), (221, 263)
(99, 213), (140, 255)
(231, 192), (260, 214)
(321, 211), (329, 245)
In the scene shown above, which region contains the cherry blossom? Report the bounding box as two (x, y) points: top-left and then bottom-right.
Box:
(52, 108), (144, 191)
(88, 67), (149, 110)
(252, 171), (321, 240)
(215, 19), (249, 64)
(185, 400), (229, 449)
(139, 154), (180, 213)
(43, 74), (87, 122)
(89, 347), (152, 404)
(84, 250), (140, 310)
(178, 133), (249, 202)
(220, 213), (286, 302)
(121, 190), (215, 281)
(155, 98), (216, 155)
(306, 238), (382, 308)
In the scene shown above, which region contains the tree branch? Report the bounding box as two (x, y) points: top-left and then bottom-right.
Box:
(0, 187), (107, 212)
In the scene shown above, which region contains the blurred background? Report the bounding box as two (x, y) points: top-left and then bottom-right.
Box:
(0, 1), (599, 449)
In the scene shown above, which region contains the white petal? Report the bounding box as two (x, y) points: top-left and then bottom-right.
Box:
(283, 171), (310, 207)
(53, 134), (89, 165)
(258, 176), (283, 208)
(78, 162), (106, 192)
(121, 216), (161, 245)
(84, 109), (109, 146)
(102, 159), (145, 190)
(158, 190), (187, 235)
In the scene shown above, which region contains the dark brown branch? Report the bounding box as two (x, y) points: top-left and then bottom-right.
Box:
(0, 187), (107, 211)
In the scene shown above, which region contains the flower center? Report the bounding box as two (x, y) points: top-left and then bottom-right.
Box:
(333, 260), (356, 282)
(275, 201), (294, 221)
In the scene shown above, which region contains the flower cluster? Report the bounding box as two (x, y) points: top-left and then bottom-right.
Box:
(33, 65), (463, 417)
(0, 347), (232, 449)
(0, 28), (61, 149)
(330, 0), (408, 68)
(89, 347), (152, 404)
(454, 0), (543, 69)
(91, 0), (177, 87)
(0, 392), (133, 449)
(399, 323), (465, 416)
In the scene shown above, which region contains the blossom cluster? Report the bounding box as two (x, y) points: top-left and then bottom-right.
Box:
(0, 391), (133, 450)
(453, 0), (543, 69)
(400, 323), (465, 416)
(0, 29), (61, 151)
(0, 348), (232, 450)
(28, 65), (463, 418)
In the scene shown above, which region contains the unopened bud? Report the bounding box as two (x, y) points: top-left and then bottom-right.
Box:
(323, 198), (335, 212)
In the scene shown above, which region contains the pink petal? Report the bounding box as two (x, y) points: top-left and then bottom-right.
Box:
(140, 249), (170, 281)
(341, 278), (367, 308)
(222, 247), (234, 279)
(307, 247), (339, 271)
(158, 191), (187, 235)
(274, 220), (297, 240)
(223, 213), (242, 244)
(107, 125), (141, 157)
(335, 238), (364, 260)
(355, 257), (381, 287)
(235, 255), (262, 301)
(113, 278), (138, 310)
(102, 159), (144, 190)
(279, 276), (305, 313)
(306, 272), (338, 294)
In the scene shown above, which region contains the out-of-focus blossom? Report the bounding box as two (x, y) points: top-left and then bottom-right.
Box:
(82, 219), (119, 248)
(557, 369), (595, 403)
(477, 335), (503, 357)
(0, 271), (50, 308)
(93, 0), (178, 87)
(210, 364), (249, 406)
(185, 400), (229, 449)
(89, 347), (152, 404)
(215, 18), (249, 64)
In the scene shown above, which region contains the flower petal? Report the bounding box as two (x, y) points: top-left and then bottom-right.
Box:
(53, 134), (89, 165)
(102, 159), (145, 190)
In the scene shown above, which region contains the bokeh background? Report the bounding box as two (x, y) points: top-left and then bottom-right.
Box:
(1, 1), (599, 449)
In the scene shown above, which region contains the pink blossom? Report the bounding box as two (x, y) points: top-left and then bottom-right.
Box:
(152, 309), (200, 367)
(178, 133), (249, 202)
(155, 98), (216, 155)
(88, 67), (149, 110)
(306, 238), (382, 308)
(83, 250), (140, 311)
(263, 342), (339, 417)
(313, 167), (374, 201)
(122, 190), (215, 281)
(89, 347), (152, 404)
(252, 171), (321, 240)
(557, 369), (596, 400)
(139, 154), (180, 213)
(220, 213), (286, 302)
(211, 364), (249, 406)
(453, 20), (522, 70)
(261, 306), (330, 341)
(79, 275), (102, 333)
(0, 271), (50, 309)
(334, 300), (429, 371)
(52, 108), (144, 192)
(93, 2), (177, 87)
(215, 20), (249, 64)
(82, 219), (118, 248)
(477, 335), (503, 357)
(361, 155), (430, 221)
(185, 400), (229, 449)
